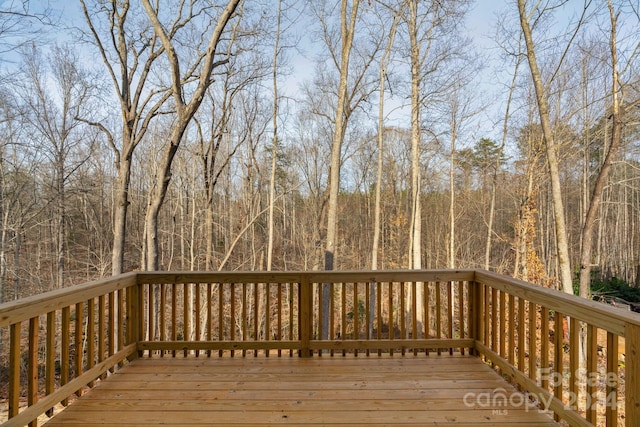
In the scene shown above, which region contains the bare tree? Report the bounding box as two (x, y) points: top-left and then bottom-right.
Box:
(517, 0), (591, 294)
(19, 44), (95, 289)
(141, 0), (242, 271)
(578, 0), (637, 298)
(0, 1), (56, 60)
(79, 0), (172, 275)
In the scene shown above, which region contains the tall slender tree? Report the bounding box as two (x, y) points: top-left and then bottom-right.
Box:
(517, 0), (591, 294)
(141, 0), (242, 271)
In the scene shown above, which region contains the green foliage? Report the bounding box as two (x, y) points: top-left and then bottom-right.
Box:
(590, 276), (640, 303)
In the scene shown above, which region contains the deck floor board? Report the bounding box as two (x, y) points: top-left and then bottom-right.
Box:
(44, 354), (558, 426)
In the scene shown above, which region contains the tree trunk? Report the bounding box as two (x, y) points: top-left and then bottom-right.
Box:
(407, 0), (424, 334)
(141, 0), (241, 271)
(578, 1), (622, 299)
(267, 0), (282, 272)
(111, 155), (133, 275)
(518, 0), (573, 294)
(322, 0), (360, 341)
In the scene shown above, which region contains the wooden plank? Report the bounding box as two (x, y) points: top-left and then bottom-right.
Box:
(28, 316), (39, 427)
(606, 331), (618, 427)
(0, 273), (137, 328)
(43, 354), (558, 427)
(476, 341), (592, 426)
(4, 343), (137, 427)
(44, 409), (559, 426)
(554, 311), (564, 423)
(46, 311), (56, 416)
(299, 276), (311, 357)
(8, 322), (21, 419)
(476, 270), (640, 336)
(541, 306), (549, 390)
(61, 306), (70, 404)
(625, 322), (640, 427)
(136, 270), (475, 287)
(586, 324), (597, 424)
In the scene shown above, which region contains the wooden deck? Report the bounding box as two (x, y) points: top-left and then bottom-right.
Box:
(43, 354), (557, 426)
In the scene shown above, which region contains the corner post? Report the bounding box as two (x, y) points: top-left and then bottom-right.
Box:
(299, 274), (312, 357)
(626, 322), (640, 427)
(126, 283), (141, 358)
(469, 279), (483, 356)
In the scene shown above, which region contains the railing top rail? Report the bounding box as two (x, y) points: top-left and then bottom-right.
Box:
(0, 272), (137, 328)
(475, 269), (640, 335)
(136, 269), (475, 285)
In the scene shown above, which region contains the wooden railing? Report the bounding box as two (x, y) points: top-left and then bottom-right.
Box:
(1, 270), (639, 427)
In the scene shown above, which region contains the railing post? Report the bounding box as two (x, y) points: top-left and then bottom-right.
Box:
(126, 283), (141, 357)
(300, 275), (312, 357)
(469, 280), (482, 356)
(626, 322), (640, 427)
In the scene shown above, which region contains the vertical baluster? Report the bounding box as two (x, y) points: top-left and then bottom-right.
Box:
(528, 302), (537, 381)
(118, 290), (125, 355)
(28, 316), (39, 427)
(266, 282), (271, 357)
(277, 283), (283, 357)
(377, 280), (382, 356)
(183, 282), (190, 357)
(467, 282), (474, 356)
(341, 282), (347, 356)
(160, 284), (166, 357)
(508, 294), (515, 366)
(108, 293), (114, 362)
(354, 281), (359, 356)
(484, 284), (490, 358)
(388, 281), (393, 356)
(253, 282), (259, 357)
(75, 302), (83, 396)
(400, 281), (406, 356)
(289, 282), (294, 357)
(540, 307), (549, 391)
(148, 284), (155, 356)
(499, 290), (506, 359)
(98, 295), (106, 373)
(586, 324), (597, 424)
(9, 322), (20, 418)
(458, 281), (465, 355)
(87, 299), (95, 386)
(518, 298), (525, 371)
(195, 283), (201, 357)
(411, 281), (417, 356)
(448, 282), (453, 355)
(61, 306), (70, 403)
(171, 284), (177, 357)
(424, 281), (430, 355)
(606, 331), (618, 427)
(491, 288), (498, 354)
(242, 282), (247, 357)
(435, 282), (441, 356)
(207, 283), (213, 358)
(554, 311), (564, 422)
(330, 282), (335, 357)
(218, 282), (224, 357)
(230, 283), (236, 357)
(569, 317), (580, 406)
(46, 311), (55, 416)
(366, 280), (371, 357)
(317, 281), (322, 357)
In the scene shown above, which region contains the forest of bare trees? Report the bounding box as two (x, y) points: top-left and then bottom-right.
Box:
(1, 0), (639, 303)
